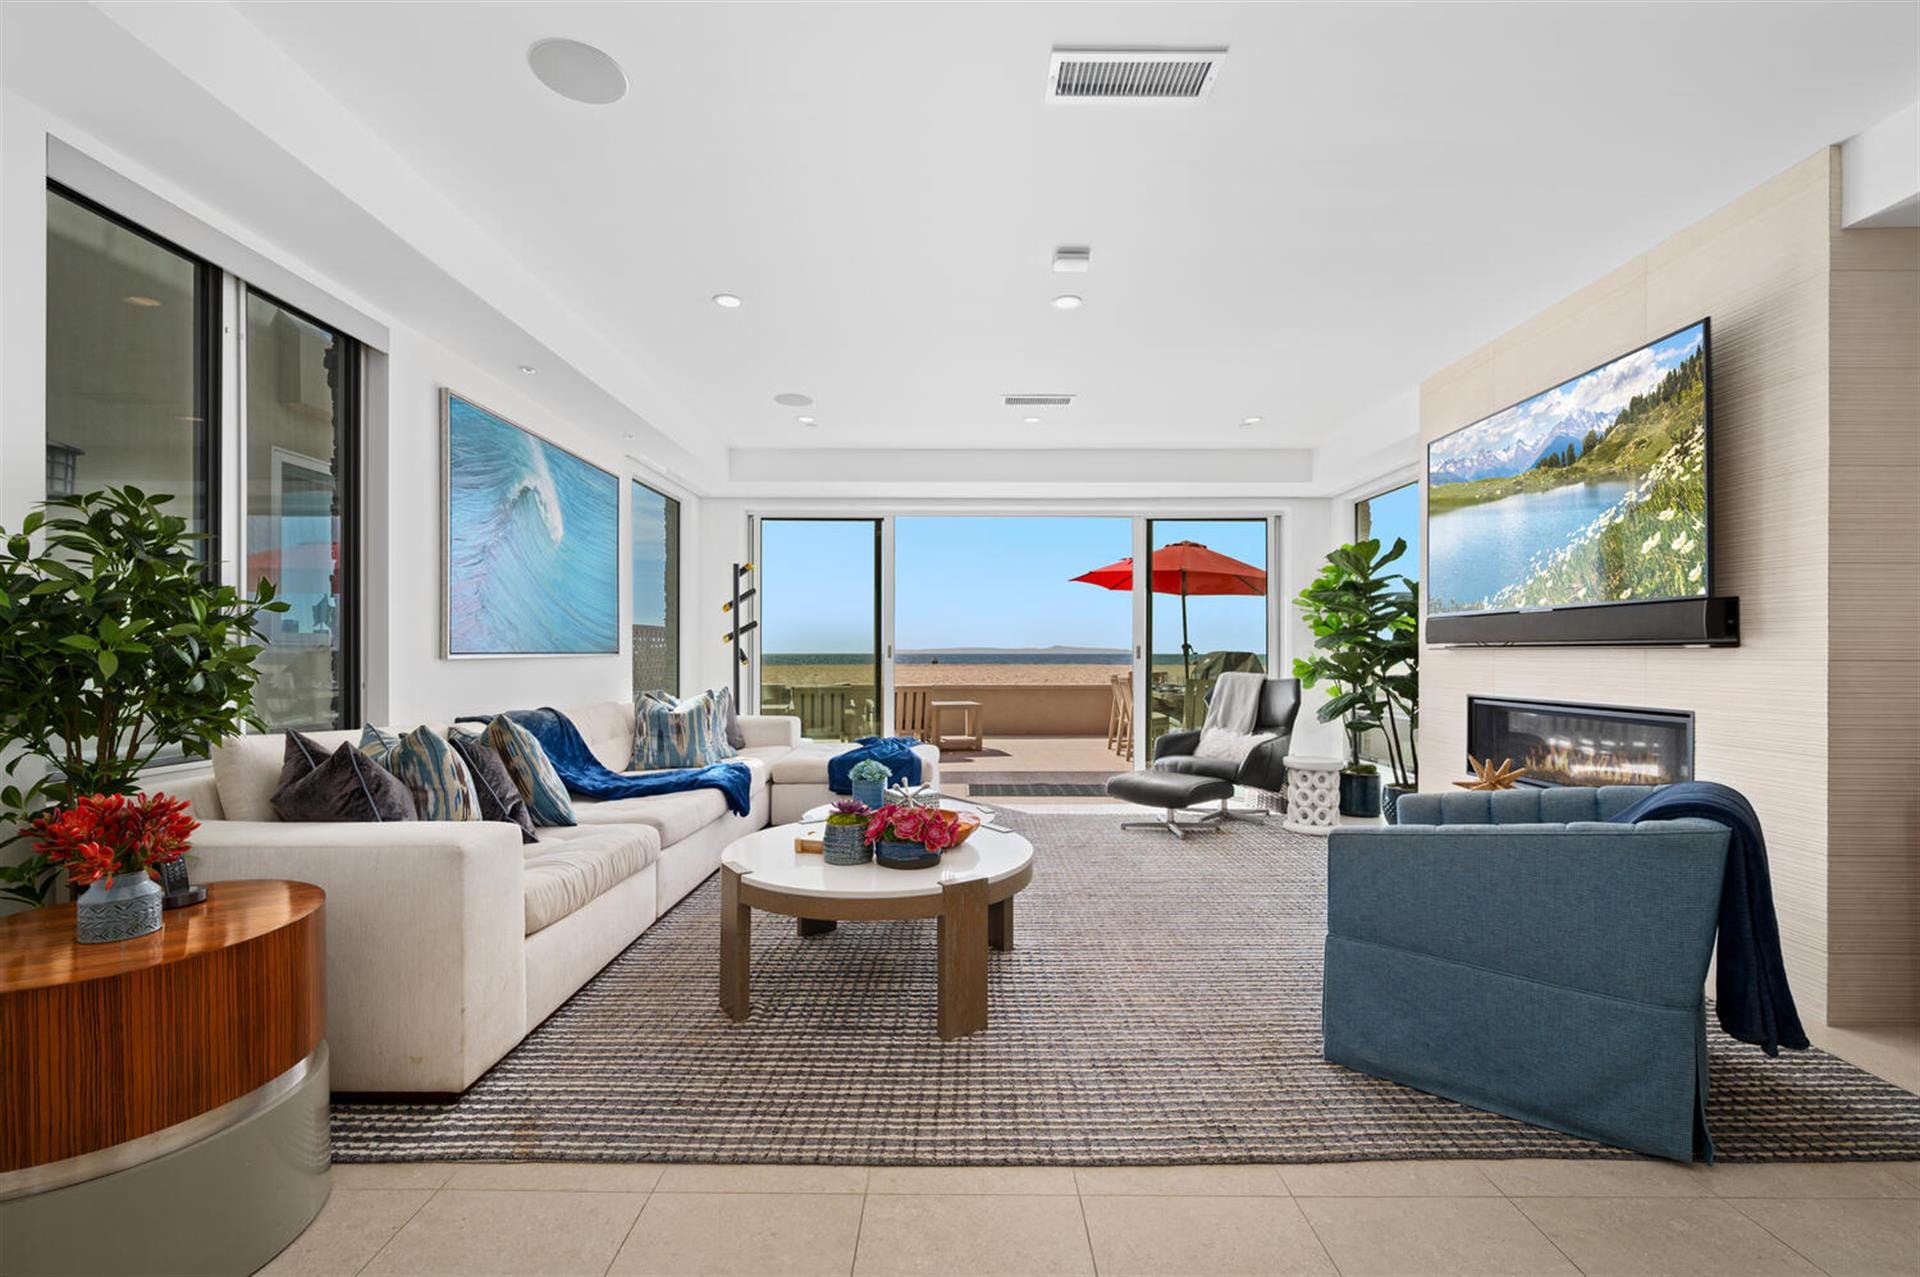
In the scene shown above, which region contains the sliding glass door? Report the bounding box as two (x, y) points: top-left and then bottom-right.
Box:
(757, 518), (882, 742)
(1143, 518), (1270, 758)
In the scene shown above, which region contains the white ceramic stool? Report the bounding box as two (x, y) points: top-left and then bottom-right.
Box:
(1282, 755), (1345, 834)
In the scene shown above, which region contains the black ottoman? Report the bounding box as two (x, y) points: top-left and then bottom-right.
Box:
(1106, 769), (1236, 838)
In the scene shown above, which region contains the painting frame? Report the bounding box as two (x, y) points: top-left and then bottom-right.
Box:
(441, 388), (621, 659)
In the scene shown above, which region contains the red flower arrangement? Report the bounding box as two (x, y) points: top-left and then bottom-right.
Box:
(862, 804), (971, 853)
(30, 792), (198, 888)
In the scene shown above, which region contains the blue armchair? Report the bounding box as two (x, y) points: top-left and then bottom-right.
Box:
(1322, 785), (1732, 1161)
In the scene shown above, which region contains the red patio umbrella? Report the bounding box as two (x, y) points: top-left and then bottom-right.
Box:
(1070, 541), (1267, 690)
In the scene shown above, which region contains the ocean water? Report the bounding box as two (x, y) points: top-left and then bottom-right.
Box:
(446, 396), (619, 654)
(1429, 480), (1631, 609)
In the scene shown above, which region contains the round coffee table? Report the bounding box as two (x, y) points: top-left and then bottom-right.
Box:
(720, 823), (1034, 1039)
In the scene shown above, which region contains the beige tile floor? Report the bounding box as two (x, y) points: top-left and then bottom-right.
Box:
(262, 1158), (1920, 1276)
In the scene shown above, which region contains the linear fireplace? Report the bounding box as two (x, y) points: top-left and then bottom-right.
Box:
(1466, 697), (1694, 788)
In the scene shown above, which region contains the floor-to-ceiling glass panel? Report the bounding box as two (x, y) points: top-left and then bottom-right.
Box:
(758, 518), (880, 742)
(1354, 481), (1420, 775)
(897, 516), (1133, 783)
(631, 480), (680, 696)
(46, 187), (211, 530)
(244, 290), (356, 731)
(1144, 518), (1269, 758)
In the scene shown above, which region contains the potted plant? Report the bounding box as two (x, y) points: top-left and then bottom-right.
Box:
(0, 487), (287, 909)
(1292, 537), (1419, 819)
(30, 792), (198, 942)
(848, 758), (892, 811)
(863, 803), (975, 871)
(822, 799), (872, 865)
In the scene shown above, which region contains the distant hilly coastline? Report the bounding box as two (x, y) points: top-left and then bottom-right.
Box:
(897, 645), (1128, 658)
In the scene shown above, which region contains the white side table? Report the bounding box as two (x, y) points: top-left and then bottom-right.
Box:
(1282, 755), (1345, 834)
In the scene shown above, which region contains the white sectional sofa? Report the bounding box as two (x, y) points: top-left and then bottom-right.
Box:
(160, 701), (936, 1096)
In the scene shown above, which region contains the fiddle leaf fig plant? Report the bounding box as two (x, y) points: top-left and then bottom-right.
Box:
(0, 486), (287, 907)
(1292, 537), (1419, 787)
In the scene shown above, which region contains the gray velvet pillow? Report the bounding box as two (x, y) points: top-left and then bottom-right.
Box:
(277, 729), (333, 791)
(271, 742), (417, 823)
(449, 731), (538, 844)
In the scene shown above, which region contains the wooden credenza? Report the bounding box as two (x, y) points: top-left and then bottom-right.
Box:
(0, 880), (330, 1276)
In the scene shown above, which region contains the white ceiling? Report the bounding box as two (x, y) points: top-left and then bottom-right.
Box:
(224, 0), (1917, 472)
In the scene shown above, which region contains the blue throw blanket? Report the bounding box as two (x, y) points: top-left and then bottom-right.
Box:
(1610, 781), (1808, 1056)
(505, 707), (753, 817)
(827, 736), (923, 796)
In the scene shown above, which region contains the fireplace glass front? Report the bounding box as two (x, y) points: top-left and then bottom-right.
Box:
(1466, 697), (1693, 788)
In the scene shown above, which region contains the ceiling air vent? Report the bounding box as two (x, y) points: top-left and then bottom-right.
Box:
(1047, 47), (1227, 102)
(1003, 394), (1075, 408)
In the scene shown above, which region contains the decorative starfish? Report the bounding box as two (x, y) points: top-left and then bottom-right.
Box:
(1454, 754), (1529, 791)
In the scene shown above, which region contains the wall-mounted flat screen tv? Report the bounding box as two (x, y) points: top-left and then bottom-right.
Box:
(1426, 319), (1731, 646)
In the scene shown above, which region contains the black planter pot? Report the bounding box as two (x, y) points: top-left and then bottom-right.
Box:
(1382, 783), (1417, 825)
(1339, 771), (1384, 818)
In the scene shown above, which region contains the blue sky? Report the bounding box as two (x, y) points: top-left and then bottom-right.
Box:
(757, 516), (1270, 655)
(1429, 322), (1703, 470)
(1357, 482), (1420, 580)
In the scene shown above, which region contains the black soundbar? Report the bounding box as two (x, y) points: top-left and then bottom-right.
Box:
(1427, 596), (1739, 647)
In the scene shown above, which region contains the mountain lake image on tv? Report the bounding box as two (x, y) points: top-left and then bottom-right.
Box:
(1428, 320), (1708, 617)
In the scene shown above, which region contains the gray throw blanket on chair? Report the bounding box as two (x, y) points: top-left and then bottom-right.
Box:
(1204, 671), (1266, 734)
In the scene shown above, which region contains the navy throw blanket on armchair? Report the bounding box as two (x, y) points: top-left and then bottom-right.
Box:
(1610, 780), (1808, 1056)
(827, 736), (923, 796)
(505, 707), (753, 816)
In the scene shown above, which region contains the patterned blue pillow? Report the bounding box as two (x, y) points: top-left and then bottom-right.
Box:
(361, 725), (479, 822)
(485, 714), (576, 827)
(631, 690), (736, 770)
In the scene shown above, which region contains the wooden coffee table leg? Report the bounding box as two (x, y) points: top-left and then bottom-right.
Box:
(796, 917), (837, 937)
(988, 896), (1013, 951)
(720, 866), (750, 1021)
(937, 877), (990, 1039)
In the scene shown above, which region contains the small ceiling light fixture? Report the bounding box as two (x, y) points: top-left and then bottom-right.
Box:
(124, 295), (162, 308)
(527, 38), (628, 106)
(1051, 294), (1084, 310)
(623, 433), (636, 441)
(712, 293), (743, 308)
(1052, 246), (1091, 273)
(518, 365), (537, 375)
(1023, 416), (1041, 425)
(1241, 416), (1263, 426)
(796, 416), (817, 426)
(772, 392), (813, 407)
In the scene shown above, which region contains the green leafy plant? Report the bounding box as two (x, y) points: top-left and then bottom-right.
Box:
(0, 487), (286, 907)
(1292, 537), (1419, 786)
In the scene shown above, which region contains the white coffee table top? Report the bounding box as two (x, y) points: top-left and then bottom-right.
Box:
(723, 822), (1034, 900)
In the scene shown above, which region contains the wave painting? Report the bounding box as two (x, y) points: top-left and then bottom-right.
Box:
(445, 393), (619, 655)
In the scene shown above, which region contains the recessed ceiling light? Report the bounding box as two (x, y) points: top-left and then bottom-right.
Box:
(125, 295), (161, 308)
(1241, 416), (1263, 426)
(1051, 294), (1083, 310)
(712, 293), (743, 309)
(527, 38), (627, 105)
(1023, 416), (1041, 425)
(796, 416), (817, 426)
(623, 433), (635, 441)
(518, 365), (537, 375)
(772, 392), (813, 407)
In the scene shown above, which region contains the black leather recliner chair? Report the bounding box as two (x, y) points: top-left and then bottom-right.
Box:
(1151, 677), (1302, 820)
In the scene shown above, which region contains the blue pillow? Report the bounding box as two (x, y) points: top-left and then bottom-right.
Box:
(632, 690), (736, 770)
(361, 725), (479, 822)
(485, 714), (576, 827)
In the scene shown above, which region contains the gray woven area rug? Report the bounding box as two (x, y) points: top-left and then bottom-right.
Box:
(332, 811), (1920, 1164)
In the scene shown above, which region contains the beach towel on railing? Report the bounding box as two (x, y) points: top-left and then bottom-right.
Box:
(1609, 780), (1808, 1056)
(504, 707), (753, 816)
(827, 736), (924, 796)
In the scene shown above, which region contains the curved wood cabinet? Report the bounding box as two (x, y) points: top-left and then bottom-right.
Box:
(0, 880), (326, 1173)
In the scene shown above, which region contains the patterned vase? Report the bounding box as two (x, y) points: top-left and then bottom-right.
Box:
(76, 871), (164, 944)
(852, 777), (887, 810)
(823, 822), (871, 866)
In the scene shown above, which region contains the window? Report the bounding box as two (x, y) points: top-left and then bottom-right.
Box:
(631, 480), (680, 696)
(758, 519), (881, 742)
(244, 290), (359, 731)
(46, 186), (217, 539)
(1355, 480), (1419, 574)
(1143, 518), (1269, 757)
(46, 184), (363, 731)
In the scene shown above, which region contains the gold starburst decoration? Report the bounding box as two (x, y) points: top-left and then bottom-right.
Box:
(1454, 754), (1529, 791)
